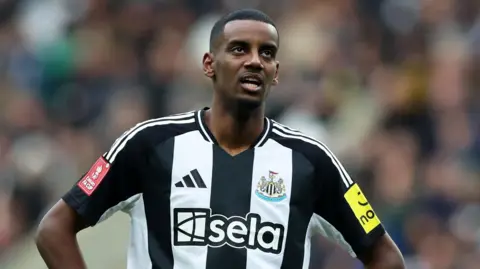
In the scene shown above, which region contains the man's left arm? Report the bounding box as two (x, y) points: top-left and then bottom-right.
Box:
(313, 147), (405, 268)
(363, 233), (405, 269)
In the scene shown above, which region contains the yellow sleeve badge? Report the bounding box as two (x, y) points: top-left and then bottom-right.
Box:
(344, 183), (381, 233)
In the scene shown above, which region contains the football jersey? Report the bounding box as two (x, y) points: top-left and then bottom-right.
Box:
(63, 108), (385, 269)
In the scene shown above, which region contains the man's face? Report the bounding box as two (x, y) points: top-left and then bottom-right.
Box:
(203, 20), (280, 108)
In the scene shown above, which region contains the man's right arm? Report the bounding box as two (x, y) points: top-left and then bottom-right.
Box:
(35, 200), (88, 269)
(35, 124), (147, 268)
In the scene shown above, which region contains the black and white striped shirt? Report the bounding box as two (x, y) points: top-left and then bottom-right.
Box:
(64, 108), (385, 269)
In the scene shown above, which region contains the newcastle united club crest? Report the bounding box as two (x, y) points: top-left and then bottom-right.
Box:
(255, 171), (287, 202)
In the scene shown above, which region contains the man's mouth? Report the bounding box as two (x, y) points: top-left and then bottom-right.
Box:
(239, 74), (263, 92)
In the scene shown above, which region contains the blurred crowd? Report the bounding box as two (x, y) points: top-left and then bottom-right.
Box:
(0, 0), (480, 268)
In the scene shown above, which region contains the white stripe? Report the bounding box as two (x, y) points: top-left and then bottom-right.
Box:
(247, 139), (293, 269)
(90, 194), (150, 269)
(108, 118), (195, 162)
(300, 213), (357, 269)
(271, 120), (299, 132)
(311, 213), (356, 258)
(106, 112), (195, 160)
(302, 216), (315, 269)
(126, 196), (152, 269)
(106, 113), (194, 160)
(171, 131), (212, 269)
(196, 110), (213, 143)
(272, 125), (352, 187)
(272, 122), (353, 186)
(96, 194), (141, 224)
(272, 127), (353, 188)
(254, 119), (271, 148)
(105, 112), (195, 160)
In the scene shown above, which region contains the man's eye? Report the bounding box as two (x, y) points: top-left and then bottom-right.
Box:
(231, 47), (244, 53)
(262, 50), (273, 57)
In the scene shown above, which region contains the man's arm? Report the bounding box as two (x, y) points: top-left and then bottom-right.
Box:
(363, 233), (405, 269)
(35, 125), (147, 268)
(35, 200), (87, 269)
(313, 144), (405, 269)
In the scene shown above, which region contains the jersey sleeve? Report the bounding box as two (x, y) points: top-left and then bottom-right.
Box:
(313, 146), (385, 258)
(62, 130), (146, 227)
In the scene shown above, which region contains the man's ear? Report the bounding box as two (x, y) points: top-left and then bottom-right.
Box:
(272, 61), (280, 85)
(203, 52), (215, 79)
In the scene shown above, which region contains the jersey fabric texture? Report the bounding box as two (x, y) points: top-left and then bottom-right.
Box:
(63, 108), (385, 269)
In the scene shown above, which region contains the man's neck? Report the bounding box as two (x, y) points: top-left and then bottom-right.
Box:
(205, 99), (265, 155)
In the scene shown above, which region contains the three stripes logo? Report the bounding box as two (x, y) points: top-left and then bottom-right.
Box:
(175, 169), (207, 188)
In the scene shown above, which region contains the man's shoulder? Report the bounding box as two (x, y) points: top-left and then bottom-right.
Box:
(269, 120), (333, 162)
(117, 110), (198, 145)
(102, 111), (198, 164)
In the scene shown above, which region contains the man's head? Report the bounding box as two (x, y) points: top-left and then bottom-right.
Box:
(203, 9), (280, 110)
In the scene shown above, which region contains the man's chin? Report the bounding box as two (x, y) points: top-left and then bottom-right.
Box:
(218, 89), (267, 112)
(234, 95), (264, 110)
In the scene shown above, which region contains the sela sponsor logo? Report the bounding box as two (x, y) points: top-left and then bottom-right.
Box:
(344, 183), (381, 233)
(174, 208), (285, 254)
(77, 157), (110, 196)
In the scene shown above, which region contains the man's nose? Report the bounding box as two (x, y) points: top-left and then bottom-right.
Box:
(244, 52), (264, 70)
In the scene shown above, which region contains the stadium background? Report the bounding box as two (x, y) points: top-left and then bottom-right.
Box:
(0, 0), (480, 268)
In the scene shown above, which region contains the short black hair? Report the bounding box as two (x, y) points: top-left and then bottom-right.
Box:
(209, 9), (278, 52)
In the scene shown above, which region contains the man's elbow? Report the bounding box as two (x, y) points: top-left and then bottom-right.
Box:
(363, 234), (405, 269)
(35, 213), (57, 248)
(35, 200), (83, 248)
(372, 248), (405, 269)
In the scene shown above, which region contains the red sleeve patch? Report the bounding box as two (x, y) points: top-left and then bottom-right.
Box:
(77, 157), (111, 196)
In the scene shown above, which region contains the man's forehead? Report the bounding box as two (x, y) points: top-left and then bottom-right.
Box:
(223, 20), (278, 44)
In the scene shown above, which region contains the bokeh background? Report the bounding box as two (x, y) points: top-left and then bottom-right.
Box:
(0, 0), (480, 268)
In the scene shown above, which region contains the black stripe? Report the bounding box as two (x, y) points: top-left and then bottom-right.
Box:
(280, 151), (316, 269)
(183, 175), (195, 187)
(147, 137), (176, 269)
(191, 169), (206, 188)
(206, 148), (254, 269)
(175, 181), (184, 188)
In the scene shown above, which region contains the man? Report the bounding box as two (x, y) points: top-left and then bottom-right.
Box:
(35, 9), (405, 269)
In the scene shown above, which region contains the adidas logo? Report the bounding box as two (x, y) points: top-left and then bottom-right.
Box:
(175, 169), (206, 188)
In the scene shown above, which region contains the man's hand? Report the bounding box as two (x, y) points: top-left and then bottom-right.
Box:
(35, 200), (88, 269)
(360, 233), (406, 269)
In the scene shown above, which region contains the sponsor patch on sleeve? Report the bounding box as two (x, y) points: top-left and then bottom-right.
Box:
(344, 183), (381, 234)
(77, 157), (111, 196)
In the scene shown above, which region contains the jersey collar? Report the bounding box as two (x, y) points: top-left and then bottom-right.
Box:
(196, 108), (271, 148)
